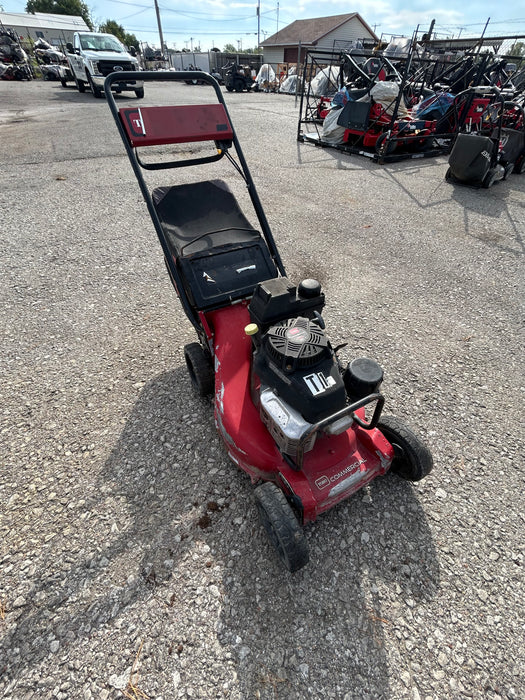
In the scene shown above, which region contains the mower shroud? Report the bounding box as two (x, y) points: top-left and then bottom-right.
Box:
(105, 71), (431, 569)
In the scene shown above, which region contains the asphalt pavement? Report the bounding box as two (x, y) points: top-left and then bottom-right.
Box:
(0, 78), (524, 700)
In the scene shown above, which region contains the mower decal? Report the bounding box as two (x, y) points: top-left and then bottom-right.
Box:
(236, 264), (256, 273)
(203, 272), (216, 283)
(315, 475), (330, 490)
(135, 108), (146, 135)
(315, 458), (366, 491)
(303, 371), (336, 396)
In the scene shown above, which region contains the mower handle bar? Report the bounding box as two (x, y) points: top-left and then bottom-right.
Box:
(105, 69), (223, 98)
(103, 69), (287, 335)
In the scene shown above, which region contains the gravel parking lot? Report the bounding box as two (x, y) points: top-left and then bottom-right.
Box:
(0, 78), (524, 700)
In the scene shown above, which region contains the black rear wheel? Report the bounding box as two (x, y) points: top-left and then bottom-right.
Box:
(234, 78), (244, 92)
(254, 482), (309, 573)
(184, 343), (214, 397)
(135, 87), (144, 98)
(378, 415), (433, 481)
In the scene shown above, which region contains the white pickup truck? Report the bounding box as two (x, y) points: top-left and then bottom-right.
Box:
(62, 31), (143, 99)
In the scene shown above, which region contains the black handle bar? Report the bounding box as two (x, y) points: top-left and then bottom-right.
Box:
(104, 70), (224, 101)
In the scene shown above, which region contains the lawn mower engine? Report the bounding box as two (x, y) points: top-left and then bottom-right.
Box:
(248, 277), (383, 461)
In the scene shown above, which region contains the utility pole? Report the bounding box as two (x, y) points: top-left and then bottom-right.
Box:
(257, 0), (260, 47)
(153, 0), (165, 57)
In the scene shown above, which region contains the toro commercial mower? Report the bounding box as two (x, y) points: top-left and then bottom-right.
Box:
(105, 71), (433, 571)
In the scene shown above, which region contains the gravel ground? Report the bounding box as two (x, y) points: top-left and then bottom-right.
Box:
(0, 79), (524, 700)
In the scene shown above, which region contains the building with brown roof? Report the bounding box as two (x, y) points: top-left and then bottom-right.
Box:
(260, 13), (378, 64)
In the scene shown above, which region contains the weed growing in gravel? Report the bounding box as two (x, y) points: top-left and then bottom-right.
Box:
(123, 641), (149, 700)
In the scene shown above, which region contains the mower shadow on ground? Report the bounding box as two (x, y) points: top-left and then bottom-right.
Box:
(211, 444), (440, 698)
(2, 348), (439, 699)
(296, 141), (453, 212)
(448, 183), (524, 256)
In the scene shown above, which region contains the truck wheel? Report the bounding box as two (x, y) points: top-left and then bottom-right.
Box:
(234, 78), (244, 92)
(75, 77), (86, 93)
(135, 88), (144, 99)
(254, 482), (309, 573)
(377, 415), (433, 481)
(60, 77), (67, 88)
(87, 73), (103, 98)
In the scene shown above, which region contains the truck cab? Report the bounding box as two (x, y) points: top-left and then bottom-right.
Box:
(65, 32), (143, 99)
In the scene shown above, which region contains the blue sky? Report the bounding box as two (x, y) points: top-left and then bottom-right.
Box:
(2, 0), (525, 51)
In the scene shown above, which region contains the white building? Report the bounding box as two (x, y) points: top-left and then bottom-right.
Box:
(0, 11), (89, 47)
(261, 13), (378, 65)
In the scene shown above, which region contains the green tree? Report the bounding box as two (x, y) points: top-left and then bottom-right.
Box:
(509, 41), (524, 57)
(223, 43), (236, 53)
(98, 19), (139, 51)
(26, 0), (93, 30)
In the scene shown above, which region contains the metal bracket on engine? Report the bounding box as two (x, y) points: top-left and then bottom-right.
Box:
(293, 393), (385, 468)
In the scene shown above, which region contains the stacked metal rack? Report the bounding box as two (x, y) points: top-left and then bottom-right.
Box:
(297, 41), (525, 164)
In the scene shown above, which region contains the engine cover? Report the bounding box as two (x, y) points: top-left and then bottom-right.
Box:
(266, 317), (329, 370)
(254, 316), (347, 424)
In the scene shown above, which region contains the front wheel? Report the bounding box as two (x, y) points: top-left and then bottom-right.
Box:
(375, 132), (396, 156)
(60, 77), (67, 88)
(184, 343), (214, 397)
(378, 415), (433, 481)
(87, 73), (103, 98)
(482, 168), (498, 189)
(135, 88), (144, 98)
(75, 76), (86, 93)
(254, 482), (309, 572)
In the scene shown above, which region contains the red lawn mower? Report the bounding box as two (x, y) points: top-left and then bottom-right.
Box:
(106, 72), (433, 571)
